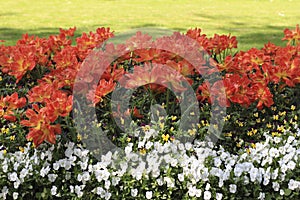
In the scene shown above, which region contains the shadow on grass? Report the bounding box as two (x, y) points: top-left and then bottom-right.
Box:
(0, 27), (84, 46)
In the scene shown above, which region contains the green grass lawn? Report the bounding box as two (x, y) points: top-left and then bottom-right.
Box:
(0, 0), (299, 50)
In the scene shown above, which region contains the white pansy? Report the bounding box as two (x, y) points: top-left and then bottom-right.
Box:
(272, 182), (280, 191)
(51, 186), (57, 195)
(96, 187), (105, 196)
(214, 157), (222, 167)
(279, 189), (284, 196)
(131, 188), (138, 197)
(53, 162), (60, 170)
(188, 186), (197, 197)
(229, 184), (237, 193)
(288, 179), (300, 190)
(269, 147), (280, 158)
(104, 192), (111, 200)
(216, 193), (223, 200)
(8, 172), (18, 182)
(258, 192), (265, 200)
(286, 160), (296, 170)
(12, 192), (18, 200)
(205, 183), (210, 190)
(204, 190), (211, 200)
(48, 174), (58, 182)
(75, 185), (84, 198)
(145, 141), (153, 149)
(146, 191), (152, 199)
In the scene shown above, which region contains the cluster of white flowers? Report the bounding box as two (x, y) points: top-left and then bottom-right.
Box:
(0, 128), (299, 199)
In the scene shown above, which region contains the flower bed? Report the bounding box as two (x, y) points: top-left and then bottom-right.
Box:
(0, 25), (300, 199)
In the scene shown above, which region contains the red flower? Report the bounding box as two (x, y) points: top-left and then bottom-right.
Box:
(20, 104), (61, 146)
(282, 24), (300, 45)
(87, 79), (116, 105)
(132, 106), (144, 119)
(252, 82), (274, 110)
(44, 90), (73, 122)
(0, 92), (26, 122)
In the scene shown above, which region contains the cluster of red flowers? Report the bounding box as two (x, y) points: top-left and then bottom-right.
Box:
(0, 25), (299, 147)
(193, 26), (300, 110)
(0, 27), (114, 146)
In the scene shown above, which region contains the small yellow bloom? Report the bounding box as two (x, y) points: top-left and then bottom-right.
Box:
(120, 117), (125, 125)
(256, 118), (261, 123)
(273, 115), (279, 120)
(139, 148), (146, 155)
(294, 115), (298, 121)
(19, 147), (24, 153)
(162, 134), (170, 142)
(159, 122), (164, 129)
(10, 135), (15, 141)
(142, 125), (150, 132)
(271, 106), (277, 111)
(126, 137), (131, 142)
(77, 134), (82, 141)
(236, 143), (242, 148)
(171, 116), (177, 121)
(291, 105), (296, 111)
(170, 127), (174, 132)
(253, 112), (259, 118)
(267, 123), (272, 128)
(190, 112), (195, 116)
(224, 132), (232, 137)
(96, 123), (102, 128)
(279, 111), (286, 116)
(188, 128), (196, 136)
(170, 136), (175, 141)
(251, 143), (256, 149)
(246, 148), (251, 154)
(2, 149), (7, 155)
(0, 76), (2, 81)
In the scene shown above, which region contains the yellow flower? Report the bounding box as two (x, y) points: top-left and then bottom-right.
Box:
(162, 134), (170, 142)
(142, 125), (150, 132)
(271, 106), (277, 111)
(171, 116), (177, 121)
(295, 115), (298, 121)
(0, 76), (2, 81)
(120, 117), (125, 125)
(159, 122), (164, 130)
(139, 148), (146, 155)
(96, 123), (102, 128)
(246, 149), (251, 154)
(253, 112), (259, 118)
(77, 134), (82, 141)
(267, 123), (272, 128)
(170, 136), (175, 141)
(19, 147), (24, 153)
(170, 127), (174, 132)
(2, 149), (7, 155)
(291, 105), (296, 111)
(273, 115), (279, 120)
(188, 129), (197, 136)
(251, 143), (256, 149)
(190, 112), (195, 116)
(10, 135), (15, 141)
(224, 132), (232, 137)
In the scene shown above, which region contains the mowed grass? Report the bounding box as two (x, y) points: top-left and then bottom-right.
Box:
(0, 0), (300, 50)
